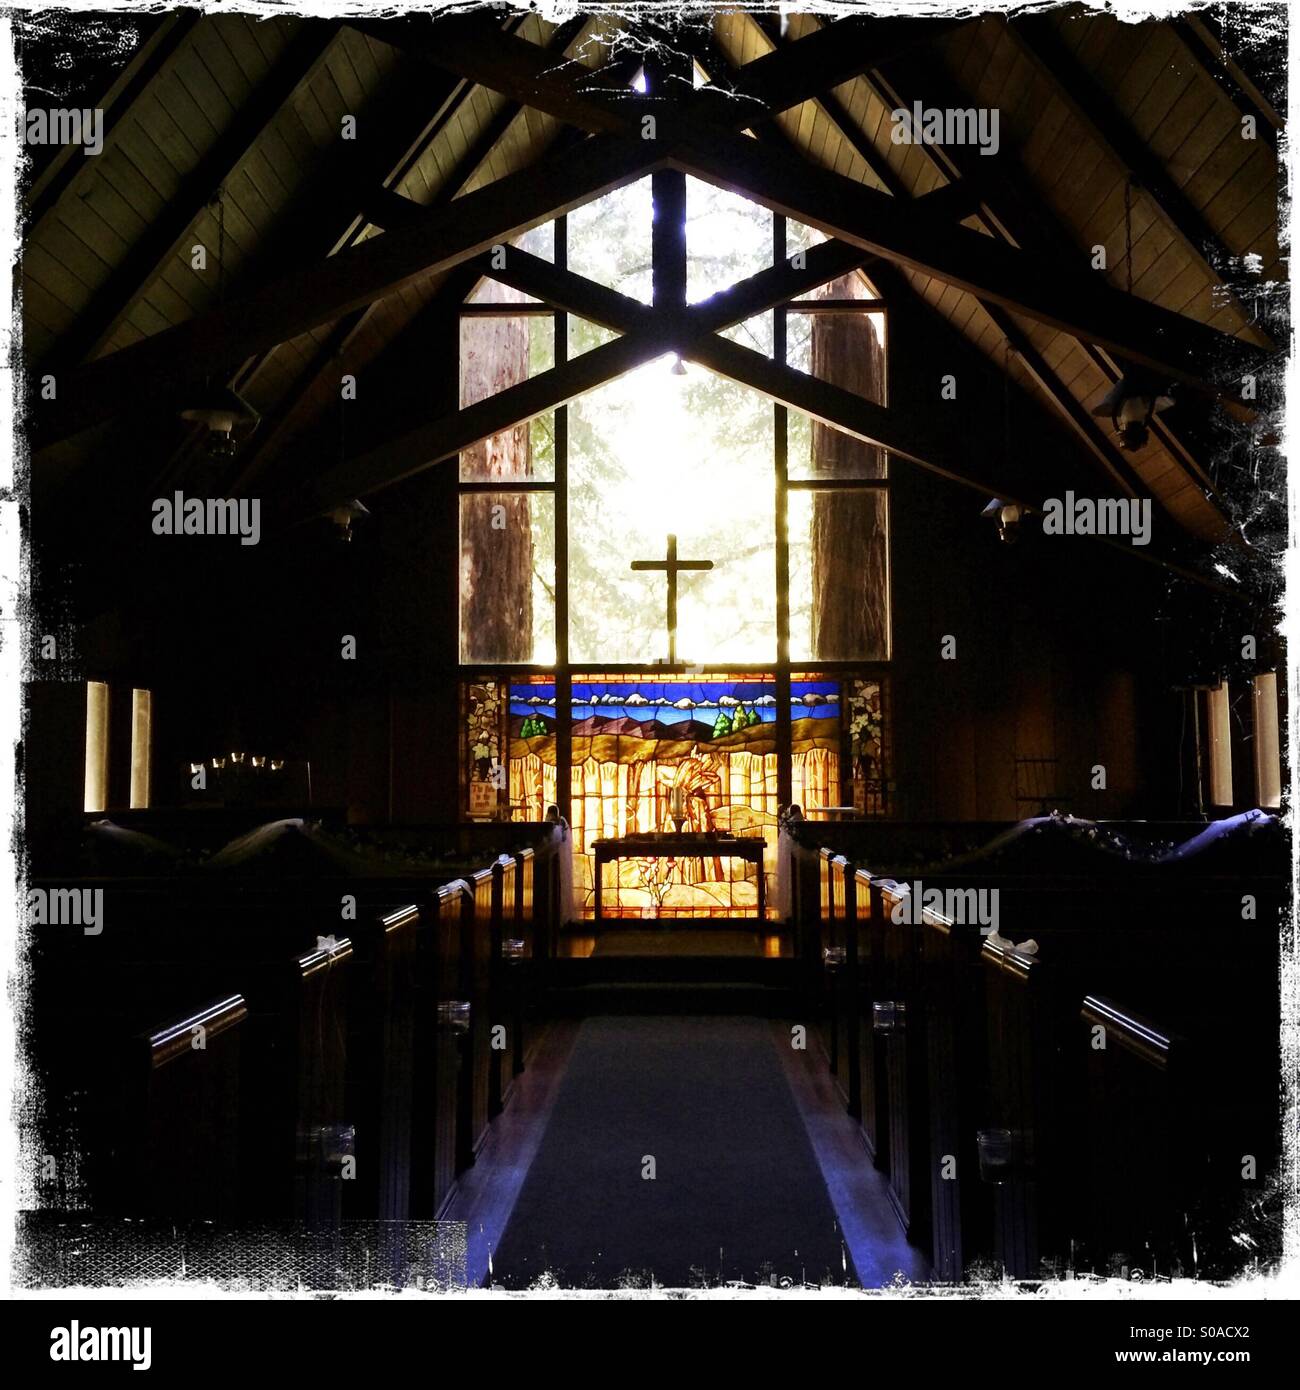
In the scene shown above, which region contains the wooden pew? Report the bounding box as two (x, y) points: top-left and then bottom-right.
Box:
(508, 845), (535, 1079)
(870, 877), (932, 1253)
(1079, 995), (1197, 1277)
(488, 854), (518, 1117)
(343, 903), (420, 1223)
(817, 850), (859, 1114)
(920, 907), (992, 1281)
(119, 992), (248, 1221)
(28, 836), (530, 1224)
(853, 868), (889, 1170)
(30, 880), (357, 1223)
(843, 837), (1280, 1280)
(975, 887), (1267, 1279)
(786, 833), (823, 1013)
(411, 881), (468, 1218)
(979, 937), (1069, 1279)
(278, 937), (355, 1228)
(459, 866), (496, 1167)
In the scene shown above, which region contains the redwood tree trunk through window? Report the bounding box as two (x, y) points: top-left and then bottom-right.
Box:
(460, 279), (536, 664)
(809, 275), (889, 660)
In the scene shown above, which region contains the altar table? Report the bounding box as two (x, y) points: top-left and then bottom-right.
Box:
(590, 834), (766, 923)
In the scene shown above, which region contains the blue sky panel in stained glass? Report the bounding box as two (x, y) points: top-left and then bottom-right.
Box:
(509, 680), (840, 728)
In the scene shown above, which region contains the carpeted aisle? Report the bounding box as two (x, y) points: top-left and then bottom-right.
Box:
(488, 1016), (855, 1290)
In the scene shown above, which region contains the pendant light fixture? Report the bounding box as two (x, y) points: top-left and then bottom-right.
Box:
(326, 358), (367, 542)
(179, 188), (260, 456)
(982, 342), (1026, 543)
(1092, 372), (1174, 452)
(1094, 179), (1173, 452)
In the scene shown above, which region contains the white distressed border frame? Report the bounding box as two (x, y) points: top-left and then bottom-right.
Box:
(0, 0), (1295, 1302)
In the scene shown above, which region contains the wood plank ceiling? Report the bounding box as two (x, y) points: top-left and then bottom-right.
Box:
(22, 7), (1283, 553)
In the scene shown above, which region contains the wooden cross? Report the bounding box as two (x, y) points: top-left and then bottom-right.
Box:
(630, 534), (714, 664)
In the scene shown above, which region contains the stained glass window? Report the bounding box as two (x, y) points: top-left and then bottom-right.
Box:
(508, 676), (842, 919)
(847, 677), (892, 817)
(463, 679), (509, 819)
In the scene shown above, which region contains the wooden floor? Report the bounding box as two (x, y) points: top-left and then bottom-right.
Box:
(445, 1015), (931, 1290)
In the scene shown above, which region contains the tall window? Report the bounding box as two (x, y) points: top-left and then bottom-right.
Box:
(458, 180), (894, 914)
(1206, 680), (1233, 808)
(83, 681), (109, 813)
(1252, 673), (1281, 809)
(130, 688), (152, 810)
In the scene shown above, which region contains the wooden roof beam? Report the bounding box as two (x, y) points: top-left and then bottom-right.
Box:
(738, 14), (1142, 499)
(684, 15), (1202, 513)
(34, 135), (663, 447)
(869, 48), (1242, 524)
(355, 11), (959, 138)
(292, 236), (876, 517)
(224, 18), (598, 490)
(352, 17), (1263, 394)
(664, 127), (1264, 395)
(292, 240), (1236, 592)
(295, 242), (1024, 523)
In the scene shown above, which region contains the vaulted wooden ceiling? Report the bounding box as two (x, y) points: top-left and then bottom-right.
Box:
(22, 6), (1284, 564)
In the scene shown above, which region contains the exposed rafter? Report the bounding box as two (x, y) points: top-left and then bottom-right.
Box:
(295, 243), (1045, 524)
(292, 242), (1231, 592)
(354, 10), (957, 137)
(351, 17), (1264, 394)
(869, 45), (1241, 532)
(225, 14), (597, 490)
(291, 239), (877, 515)
(36, 135), (664, 447)
(664, 128), (1262, 396)
(743, 12), (1143, 503)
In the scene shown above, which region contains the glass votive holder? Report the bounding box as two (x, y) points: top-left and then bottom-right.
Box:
(437, 1000), (472, 1033)
(874, 999), (907, 1033)
(977, 1127), (1016, 1184)
(502, 938), (526, 962)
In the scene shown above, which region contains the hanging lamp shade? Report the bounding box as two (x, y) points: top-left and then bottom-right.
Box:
(327, 497), (370, 542)
(180, 384), (260, 434)
(981, 496), (1026, 545)
(1091, 375), (1173, 451)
